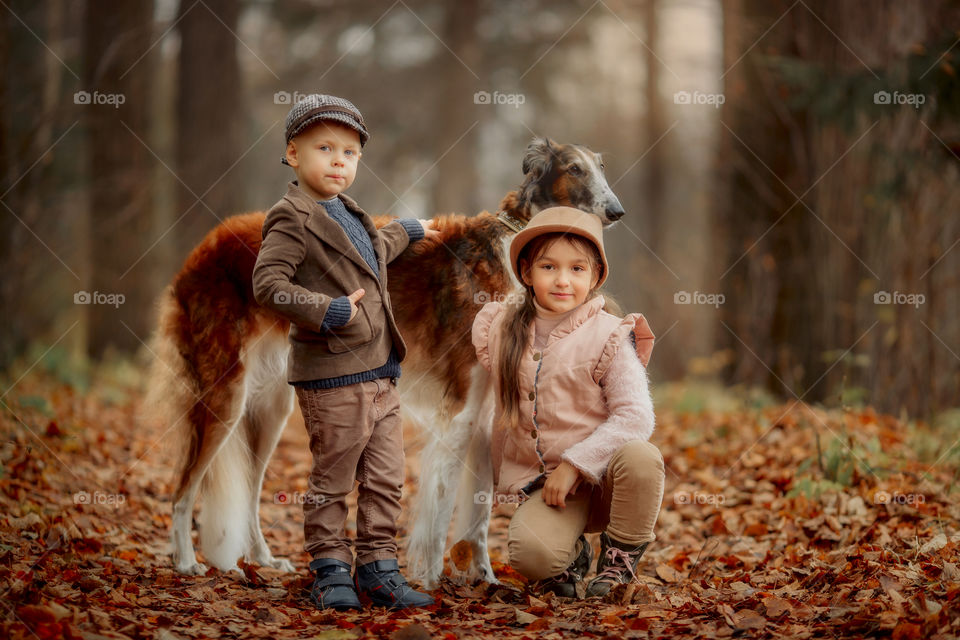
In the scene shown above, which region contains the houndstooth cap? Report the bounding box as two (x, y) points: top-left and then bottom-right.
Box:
(283, 94), (369, 146)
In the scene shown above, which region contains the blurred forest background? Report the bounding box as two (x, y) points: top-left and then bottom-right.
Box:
(2, 0), (959, 421)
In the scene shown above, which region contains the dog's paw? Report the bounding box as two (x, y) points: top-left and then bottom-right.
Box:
(451, 565), (499, 586)
(407, 561), (443, 591)
(261, 556), (296, 573)
(475, 564), (501, 586)
(412, 576), (438, 591)
(175, 561), (209, 576)
(246, 545), (297, 573)
(454, 555), (498, 586)
(447, 567), (470, 585)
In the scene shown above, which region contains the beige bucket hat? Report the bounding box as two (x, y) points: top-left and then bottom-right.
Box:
(509, 206), (609, 287)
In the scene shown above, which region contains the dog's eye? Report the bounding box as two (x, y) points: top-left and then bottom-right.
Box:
(568, 164), (582, 176)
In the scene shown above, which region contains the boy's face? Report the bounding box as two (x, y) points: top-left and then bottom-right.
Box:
(285, 121), (362, 201)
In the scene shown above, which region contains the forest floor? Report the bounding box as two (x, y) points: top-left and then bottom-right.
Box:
(1, 354), (959, 639)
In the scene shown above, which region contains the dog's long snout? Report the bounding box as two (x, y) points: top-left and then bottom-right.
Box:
(605, 198), (625, 221)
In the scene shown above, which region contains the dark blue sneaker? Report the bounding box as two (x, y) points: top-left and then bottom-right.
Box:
(308, 558), (362, 611)
(355, 559), (434, 609)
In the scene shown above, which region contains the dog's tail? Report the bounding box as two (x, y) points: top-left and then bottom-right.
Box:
(143, 285), (252, 570)
(197, 419), (252, 571)
(143, 286), (200, 494)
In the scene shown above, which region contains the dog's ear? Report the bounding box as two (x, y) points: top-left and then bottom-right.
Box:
(522, 137), (556, 179)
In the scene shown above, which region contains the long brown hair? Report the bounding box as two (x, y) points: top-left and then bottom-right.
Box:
(495, 232), (607, 429)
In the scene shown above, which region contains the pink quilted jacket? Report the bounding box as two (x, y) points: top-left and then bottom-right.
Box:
(472, 295), (655, 495)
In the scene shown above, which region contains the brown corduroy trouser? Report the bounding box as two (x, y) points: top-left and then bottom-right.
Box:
(295, 378), (404, 565)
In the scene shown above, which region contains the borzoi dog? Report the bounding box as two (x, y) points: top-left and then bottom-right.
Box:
(145, 137), (625, 588)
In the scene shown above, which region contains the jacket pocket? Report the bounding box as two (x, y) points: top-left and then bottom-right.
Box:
(325, 301), (375, 354)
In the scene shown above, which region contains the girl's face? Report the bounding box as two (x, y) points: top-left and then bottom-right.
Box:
(521, 238), (599, 313)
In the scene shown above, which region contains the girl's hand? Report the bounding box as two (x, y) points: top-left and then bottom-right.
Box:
(420, 218), (441, 241)
(542, 461), (582, 508)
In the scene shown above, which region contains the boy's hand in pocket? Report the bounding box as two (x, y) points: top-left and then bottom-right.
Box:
(347, 288), (365, 321)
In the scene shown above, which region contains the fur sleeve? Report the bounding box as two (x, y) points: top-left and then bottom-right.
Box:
(562, 334), (656, 483)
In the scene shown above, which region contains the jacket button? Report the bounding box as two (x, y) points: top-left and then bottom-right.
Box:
(539, 464), (545, 473)
(531, 429), (537, 438)
(532, 352), (541, 361)
(528, 391), (535, 401)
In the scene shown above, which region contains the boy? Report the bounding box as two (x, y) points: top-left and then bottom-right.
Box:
(253, 94), (438, 610)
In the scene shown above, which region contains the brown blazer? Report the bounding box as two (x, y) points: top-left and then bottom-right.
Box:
(252, 182), (412, 382)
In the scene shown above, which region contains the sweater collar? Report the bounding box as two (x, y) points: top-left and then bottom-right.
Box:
(529, 295), (606, 348)
(533, 298), (577, 321)
(286, 181), (381, 281)
(285, 181), (366, 216)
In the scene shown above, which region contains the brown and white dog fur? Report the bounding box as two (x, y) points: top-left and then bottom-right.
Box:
(144, 137), (625, 588)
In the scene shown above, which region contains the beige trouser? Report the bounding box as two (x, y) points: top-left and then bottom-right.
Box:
(508, 439), (665, 581)
(296, 378), (404, 565)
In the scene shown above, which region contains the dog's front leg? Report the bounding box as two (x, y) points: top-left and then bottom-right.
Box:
(171, 483), (207, 575)
(406, 364), (490, 588)
(449, 384), (497, 585)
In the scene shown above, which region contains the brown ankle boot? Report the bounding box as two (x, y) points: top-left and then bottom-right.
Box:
(585, 532), (649, 597)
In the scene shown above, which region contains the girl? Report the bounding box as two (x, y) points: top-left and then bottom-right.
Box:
(472, 206), (663, 598)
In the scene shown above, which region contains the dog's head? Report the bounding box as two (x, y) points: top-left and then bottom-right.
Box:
(517, 137), (625, 226)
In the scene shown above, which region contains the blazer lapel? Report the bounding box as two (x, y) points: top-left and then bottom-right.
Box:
(286, 183), (380, 281)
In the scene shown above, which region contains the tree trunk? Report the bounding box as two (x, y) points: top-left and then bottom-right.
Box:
(83, 0), (156, 357)
(643, 0), (665, 249)
(431, 0), (480, 216)
(175, 0), (242, 256)
(717, 0), (817, 396)
(717, 0), (960, 416)
(1, 1), (80, 368)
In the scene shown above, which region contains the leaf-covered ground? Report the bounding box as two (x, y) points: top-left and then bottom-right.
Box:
(2, 360), (959, 639)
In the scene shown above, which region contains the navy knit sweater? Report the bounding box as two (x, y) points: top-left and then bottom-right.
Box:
(294, 196), (423, 390)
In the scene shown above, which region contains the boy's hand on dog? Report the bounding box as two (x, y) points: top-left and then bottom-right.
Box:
(420, 218), (441, 241)
(347, 288), (365, 321)
(543, 461), (582, 508)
